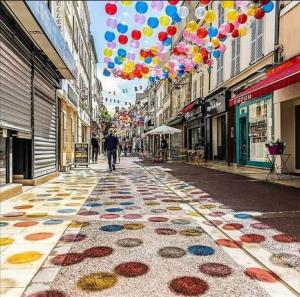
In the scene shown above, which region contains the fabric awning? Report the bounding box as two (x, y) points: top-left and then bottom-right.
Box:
(180, 99), (198, 114)
(229, 55), (300, 107)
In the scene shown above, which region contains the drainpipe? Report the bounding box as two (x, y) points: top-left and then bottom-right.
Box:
(274, 0), (281, 64)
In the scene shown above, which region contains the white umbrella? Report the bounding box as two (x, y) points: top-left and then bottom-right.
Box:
(146, 125), (181, 135)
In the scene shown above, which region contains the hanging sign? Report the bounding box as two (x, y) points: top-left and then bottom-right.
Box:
(74, 143), (89, 167)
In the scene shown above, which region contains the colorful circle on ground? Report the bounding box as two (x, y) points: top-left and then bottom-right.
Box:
(77, 272), (117, 291)
(123, 214), (142, 219)
(222, 223), (244, 230)
(116, 238), (143, 247)
(14, 205), (33, 209)
(14, 221), (38, 227)
(83, 246), (113, 258)
(171, 219), (190, 225)
(43, 219), (64, 225)
(155, 228), (177, 235)
(234, 213), (252, 219)
(148, 216), (168, 222)
(114, 261), (149, 277)
(57, 208), (76, 213)
(0, 222), (8, 227)
(188, 245), (215, 256)
(7, 251), (43, 264)
(245, 267), (278, 282)
(100, 214), (120, 219)
(4, 212), (25, 217)
(100, 225), (124, 232)
(240, 233), (265, 244)
(105, 208), (123, 212)
(179, 229), (202, 236)
(119, 201), (134, 205)
(26, 212), (48, 218)
(199, 262), (232, 277)
(25, 232), (53, 241)
(61, 233), (86, 242)
(159, 247), (186, 258)
(123, 223), (144, 230)
(0, 237), (14, 246)
(51, 253), (85, 266)
(26, 290), (67, 297)
(217, 239), (240, 248)
(273, 233), (299, 243)
(169, 276), (209, 295)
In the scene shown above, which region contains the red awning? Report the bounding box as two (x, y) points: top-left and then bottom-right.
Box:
(229, 55), (300, 107)
(180, 99), (197, 114)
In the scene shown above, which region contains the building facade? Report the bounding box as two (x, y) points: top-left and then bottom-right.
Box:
(0, 1), (76, 186)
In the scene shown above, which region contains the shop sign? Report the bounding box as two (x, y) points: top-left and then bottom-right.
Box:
(206, 92), (227, 116)
(54, 1), (64, 32)
(67, 84), (78, 108)
(230, 93), (252, 107)
(74, 143), (89, 166)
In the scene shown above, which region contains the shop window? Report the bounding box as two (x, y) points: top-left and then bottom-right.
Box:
(63, 111), (67, 148)
(248, 98), (272, 163)
(218, 3), (225, 26)
(251, 19), (264, 63)
(231, 37), (240, 77)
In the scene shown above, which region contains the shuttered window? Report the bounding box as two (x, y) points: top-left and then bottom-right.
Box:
(251, 19), (264, 63)
(217, 56), (224, 85)
(231, 37), (240, 77)
(193, 79), (197, 100)
(199, 73), (204, 98)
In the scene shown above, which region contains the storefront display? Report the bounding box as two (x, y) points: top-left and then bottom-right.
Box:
(236, 95), (273, 167)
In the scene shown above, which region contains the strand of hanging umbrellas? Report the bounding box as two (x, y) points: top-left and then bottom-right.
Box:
(103, 0), (274, 81)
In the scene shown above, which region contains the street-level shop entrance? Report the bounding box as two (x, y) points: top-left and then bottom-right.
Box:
(236, 95), (273, 168)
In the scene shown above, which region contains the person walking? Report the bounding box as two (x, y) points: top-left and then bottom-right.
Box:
(123, 143), (128, 157)
(117, 143), (122, 163)
(91, 132), (99, 163)
(161, 137), (168, 161)
(104, 129), (119, 171)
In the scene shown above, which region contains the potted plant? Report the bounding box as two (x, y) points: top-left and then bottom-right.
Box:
(265, 139), (286, 155)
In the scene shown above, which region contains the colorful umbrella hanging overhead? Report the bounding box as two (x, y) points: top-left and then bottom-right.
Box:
(102, 0), (274, 81)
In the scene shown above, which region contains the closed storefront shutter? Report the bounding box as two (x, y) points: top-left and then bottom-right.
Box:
(0, 29), (32, 133)
(33, 70), (57, 177)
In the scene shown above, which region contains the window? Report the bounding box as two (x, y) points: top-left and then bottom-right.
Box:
(231, 37), (241, 77)
(193, 80), (197, 100)
(217, 55), (224, 85)
(199, 73), (204, 98)
(251, 19), (264, 63)
(218, 3), (225, 26)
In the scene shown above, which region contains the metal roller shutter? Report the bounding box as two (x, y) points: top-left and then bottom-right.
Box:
(33, 70), (57, 177)
(0, 30), (32, 133)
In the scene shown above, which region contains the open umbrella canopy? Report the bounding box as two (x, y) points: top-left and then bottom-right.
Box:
(146, 125), (181, 135)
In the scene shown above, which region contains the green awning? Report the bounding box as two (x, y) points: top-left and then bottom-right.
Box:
(167, 116), (184, 127)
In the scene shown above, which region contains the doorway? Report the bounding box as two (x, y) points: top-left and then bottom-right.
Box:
(12, 138), (32, 179)
(296, 105), (300, 170)
(239, 116), (247, 165)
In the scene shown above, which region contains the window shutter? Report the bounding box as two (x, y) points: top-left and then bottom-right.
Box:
(257, 20), (264, 60)
(231, 39), (236, 77)
(251, 21), (256, 63)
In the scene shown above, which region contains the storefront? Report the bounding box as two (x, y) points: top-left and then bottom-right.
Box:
(205, 90), (230, 161)
(186, 101), (205, 150)
(235, 95), (273, 167)
(231, 55), (300, 170)
(0, 1), (76, 186)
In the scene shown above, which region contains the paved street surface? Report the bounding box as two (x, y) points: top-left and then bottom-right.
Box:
(1, 157), (300, 297)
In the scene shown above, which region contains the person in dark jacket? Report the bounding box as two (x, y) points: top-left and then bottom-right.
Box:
(104, 129), (119, 171)
(91, 132), (99, 163)
(161, 138), (168, 161)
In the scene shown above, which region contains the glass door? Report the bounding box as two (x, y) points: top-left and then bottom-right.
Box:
(239, 116), (247, 165)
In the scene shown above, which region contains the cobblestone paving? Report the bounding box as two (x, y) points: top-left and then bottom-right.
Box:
(18, 158), (299, 297)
